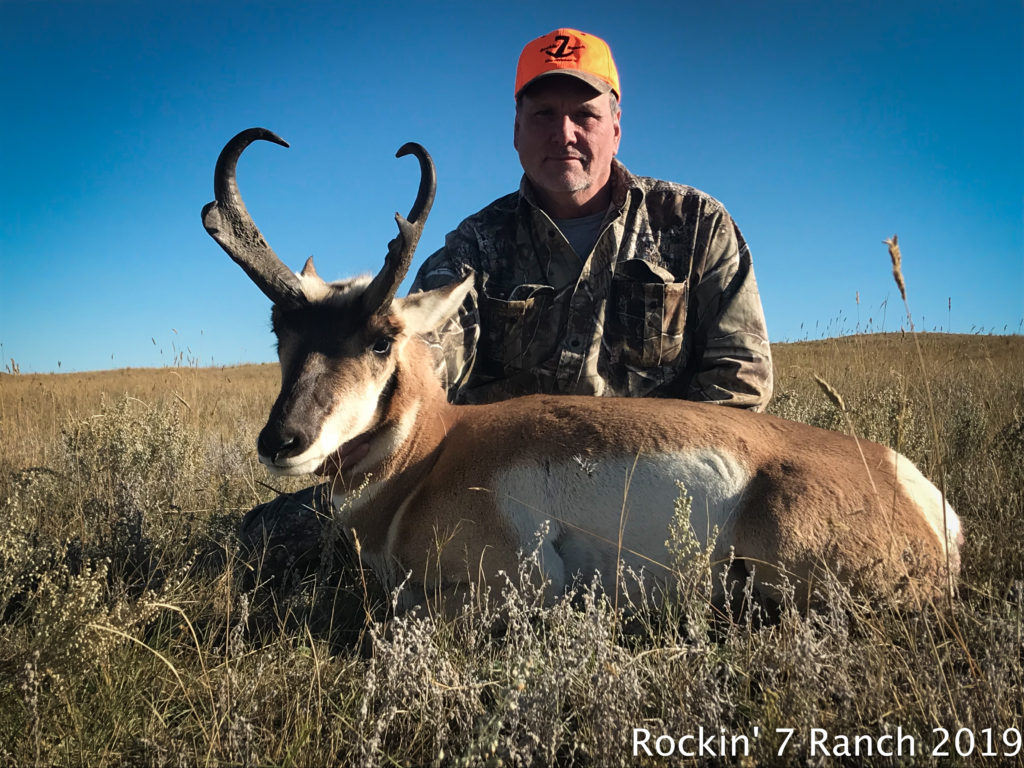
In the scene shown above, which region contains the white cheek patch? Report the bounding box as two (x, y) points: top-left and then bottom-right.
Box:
(347, 402), (420, 476)
(265, 378), (383, 476)
(328, 402), (423, 525)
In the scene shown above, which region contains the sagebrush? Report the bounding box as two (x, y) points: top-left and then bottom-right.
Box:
(0, 333), (1021, 767)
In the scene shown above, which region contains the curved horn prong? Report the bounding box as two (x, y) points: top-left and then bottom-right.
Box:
(396, 141), (437, 226)
(362, 142), (437, 316)
(202, 128), (308, 309)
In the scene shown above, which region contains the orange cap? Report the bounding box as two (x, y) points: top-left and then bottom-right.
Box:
(515, 28), (620, 100)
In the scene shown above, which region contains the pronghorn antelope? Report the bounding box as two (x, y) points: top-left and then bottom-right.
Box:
(203, 128), (962, 615)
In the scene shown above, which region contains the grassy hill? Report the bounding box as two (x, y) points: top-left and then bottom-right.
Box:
(0, 332), (1021, 766)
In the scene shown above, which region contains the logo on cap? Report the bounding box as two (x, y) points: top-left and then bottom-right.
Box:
(541, 35), (582, 60)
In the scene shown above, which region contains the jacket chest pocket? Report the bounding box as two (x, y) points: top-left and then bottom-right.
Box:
(477, 284), (559, 376)
(609, 259), (689, 368)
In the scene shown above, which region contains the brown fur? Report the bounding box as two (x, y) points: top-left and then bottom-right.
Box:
(258, 279), (959, 616)
(319, 333), (957, 613)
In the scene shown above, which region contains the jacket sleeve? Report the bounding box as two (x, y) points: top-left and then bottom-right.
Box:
(409, 229), (482, 402)
(683, 213), (773, 411)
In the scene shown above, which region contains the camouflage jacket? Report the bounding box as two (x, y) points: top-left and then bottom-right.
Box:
(411, 159), (773, 410)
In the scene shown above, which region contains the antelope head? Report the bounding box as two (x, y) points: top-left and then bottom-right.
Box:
(203, 128), (470, 478)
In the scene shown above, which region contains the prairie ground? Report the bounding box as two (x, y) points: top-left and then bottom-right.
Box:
(1, 333), (1022, 766)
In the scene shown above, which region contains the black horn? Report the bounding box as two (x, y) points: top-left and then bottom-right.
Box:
(202, 127), (308, 309)
(361, 142), (437, 315)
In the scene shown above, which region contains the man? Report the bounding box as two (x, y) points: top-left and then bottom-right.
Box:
(240, 28), (772, 586)
(413, 28), (772, 410)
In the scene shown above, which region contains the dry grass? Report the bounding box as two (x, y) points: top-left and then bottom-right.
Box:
(0, 364), (278, 468)
(1, 332), (1022, 766)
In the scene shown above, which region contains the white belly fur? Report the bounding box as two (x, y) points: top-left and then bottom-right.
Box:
(494, 449), (750, 593)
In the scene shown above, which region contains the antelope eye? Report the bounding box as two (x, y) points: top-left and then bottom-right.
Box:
(372, 337), (392, 355)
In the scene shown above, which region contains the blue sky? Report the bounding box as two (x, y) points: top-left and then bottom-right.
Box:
(2, 1), (1021, 373)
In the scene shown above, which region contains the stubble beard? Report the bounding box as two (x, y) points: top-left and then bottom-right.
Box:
(546, 158), (592, 196)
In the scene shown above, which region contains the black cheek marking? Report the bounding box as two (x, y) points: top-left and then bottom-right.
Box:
(376, 367), (399, 417)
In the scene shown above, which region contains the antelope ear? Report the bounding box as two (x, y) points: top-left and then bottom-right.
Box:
(300, 256), (319, 278)
(392, 274), (475, 335)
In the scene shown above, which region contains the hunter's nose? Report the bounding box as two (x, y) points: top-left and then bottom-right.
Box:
(553, 115), (576, 145)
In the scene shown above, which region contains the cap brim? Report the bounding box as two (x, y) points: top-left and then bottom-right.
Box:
(516, 70), (614, 98)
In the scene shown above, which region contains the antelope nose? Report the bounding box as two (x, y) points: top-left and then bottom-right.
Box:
(258, 428), (303, 463)
(273, 437), (296, 462)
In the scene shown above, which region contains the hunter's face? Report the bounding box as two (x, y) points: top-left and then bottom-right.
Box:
(514, 76), (621, 216)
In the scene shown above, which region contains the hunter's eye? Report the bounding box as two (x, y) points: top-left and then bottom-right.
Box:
(372, 337), (392, 355)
